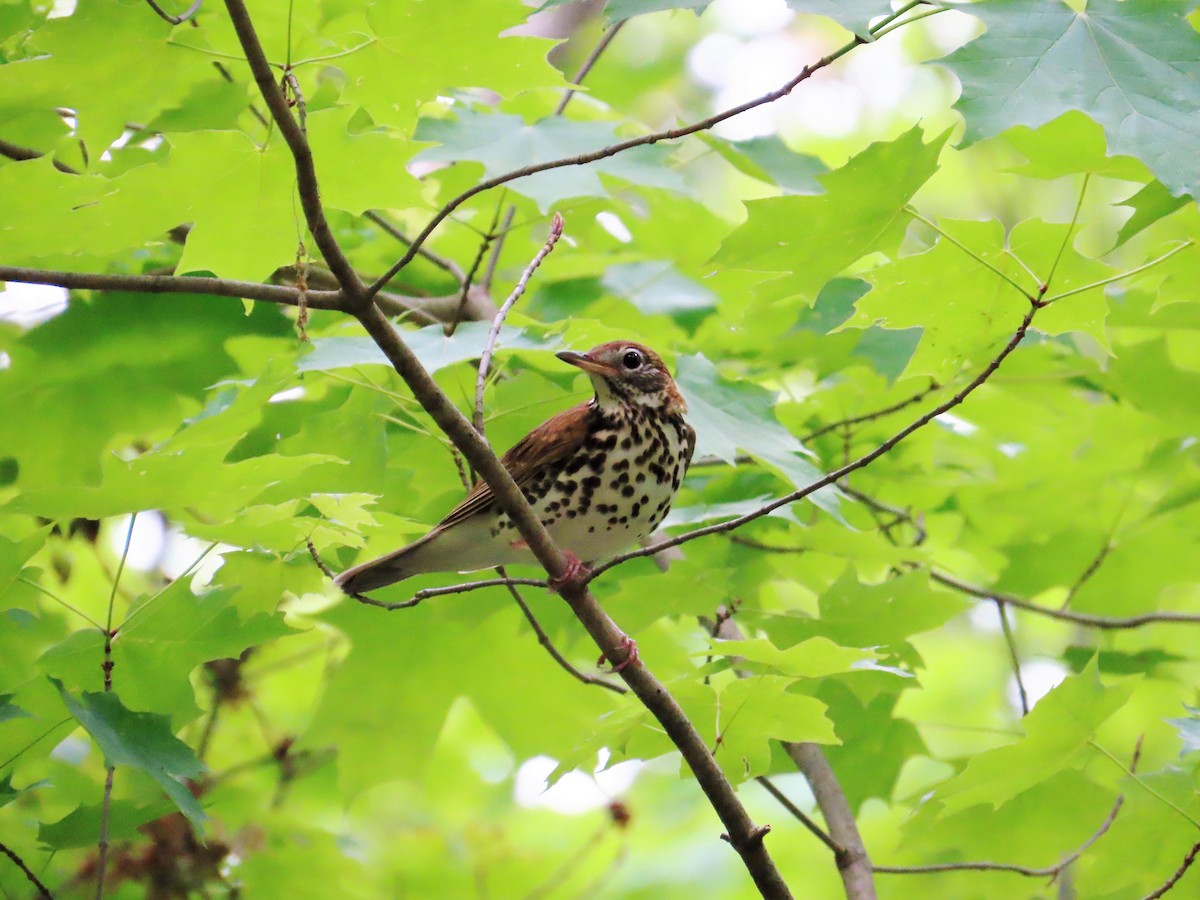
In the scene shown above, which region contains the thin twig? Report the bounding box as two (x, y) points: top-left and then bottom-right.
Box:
(1141, 842), (1200, 900)
(474, 212), (564, 434)
(143, 0), (203, 25)
(498, 567), (626, 695)
(480, 204), (517, 294)
(553, 19), (626, 116)
(0, 841), (53, 898)
(450, 200), (506, 335)
(799, 380), (939, 443)
(591, 304), (1041, 579)
(95, 515), (136, 900)
(365, 3), (927, 300)
(995, 601), (1029, 716)
(755, 776), (842, 856)
(309, 536), (545, 608)
(877, 737), (1140, 879)
(1063, 541), (1112, 610)
(1044, 174), (1090, 288)
(364, 211), (466, 281)
(1042, 241), (1194, 306)
(930, 571), (1200, 630)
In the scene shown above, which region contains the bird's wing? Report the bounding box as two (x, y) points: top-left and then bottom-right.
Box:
(682, 421), (697, 475)
(436, 402), (592, 531)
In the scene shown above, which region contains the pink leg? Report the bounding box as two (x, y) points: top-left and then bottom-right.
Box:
(547, 552), (591, 594)
(597, 634), (640, 673)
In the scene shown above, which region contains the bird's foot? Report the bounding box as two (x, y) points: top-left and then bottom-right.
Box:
(598, 634), (640, 674)
(547, 552), (591, 594)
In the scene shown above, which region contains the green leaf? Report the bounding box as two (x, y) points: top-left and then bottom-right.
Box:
(38, 798), (173, 849)
(702, 134), (827, 195)
(785, 0), (894, 38)
(703, 636), (884, 679)
(298, 320), (560, 374)
(1002, 111), (1149, 182)
(0, 693), (30, 724)
(50, 678), (205, 826)
(0, 0), (211, 155)
(537, 0), (711, 20)
(339, 0), (566, 134)
(600, 261), (718, 317)
(774, 568), (968, 649)
(414, 109), (687, 210)
(712, 675), (838, 781)
(716, 126), (949, 305)
(674, 354), (837, 513)
(947, 0), (1200, 198)
(1116, 180), (1192, 248)
(930, 659), (1135, 816)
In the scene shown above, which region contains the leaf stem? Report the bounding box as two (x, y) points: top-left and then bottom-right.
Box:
(905, 207), (1036, 301)
(1041, 241), (1195, 306)
(1044, 173), (1090, 290)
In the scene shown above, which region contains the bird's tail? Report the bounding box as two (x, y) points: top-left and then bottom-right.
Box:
(334, 519), (521, 594)
(333, 529), (443, 595)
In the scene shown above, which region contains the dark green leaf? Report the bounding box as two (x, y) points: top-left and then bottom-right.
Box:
(51, 678), (205, 826)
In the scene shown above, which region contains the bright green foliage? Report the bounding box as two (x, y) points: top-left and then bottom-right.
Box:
(2, 1), (1200, 898)
(52, 679), (206, 826)
(946, 0), (1200, 197)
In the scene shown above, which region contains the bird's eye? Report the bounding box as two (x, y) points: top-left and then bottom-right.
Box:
(621, 349), (643, 370)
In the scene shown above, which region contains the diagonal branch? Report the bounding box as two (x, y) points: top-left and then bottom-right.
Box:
(0, 841), (53, 899)
(1141, 841), (1200, 900)
(347, 301), (795, 897)
(711, 611), (875, 899)
(591, 303), (1040, 579)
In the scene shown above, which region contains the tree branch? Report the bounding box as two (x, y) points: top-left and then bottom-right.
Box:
(711, 612), (875, 899)
(0, 266), (344, 309)
(799, 380), (940, 443)
(1141, 841), (1200, 900)
(995, 600), (1029, 716)
(930, 571), (1200, 630)
(346, 300), (795, 897)
(498, 568), (627, 695)
(0, 841), (53, 899)
(363, 211), (466, 283)
(553, 19), (626, 116)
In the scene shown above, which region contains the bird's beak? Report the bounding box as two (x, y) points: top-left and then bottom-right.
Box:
(557, 350), (617, 377)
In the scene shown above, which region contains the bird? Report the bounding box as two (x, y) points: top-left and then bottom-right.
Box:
(335, 341), (697, 596)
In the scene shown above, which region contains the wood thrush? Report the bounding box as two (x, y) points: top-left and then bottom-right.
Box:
(336, 341), (696, 594)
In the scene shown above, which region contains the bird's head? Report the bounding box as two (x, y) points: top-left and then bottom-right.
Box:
(557, 341), (687, 415)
